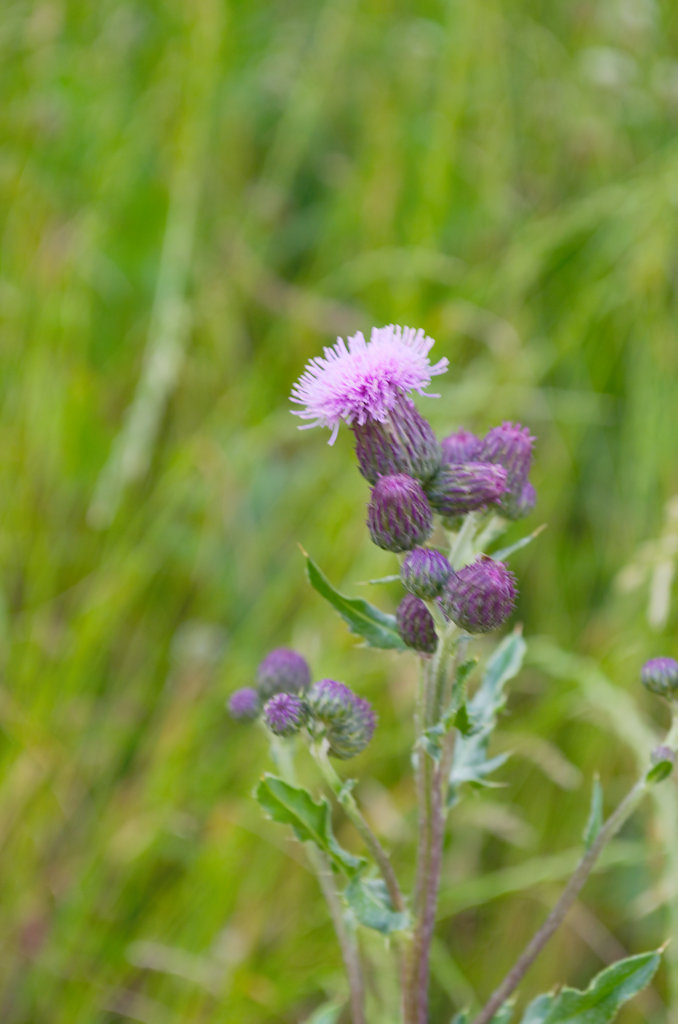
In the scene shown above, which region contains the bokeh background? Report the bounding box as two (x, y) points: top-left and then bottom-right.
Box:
(3, 0), (678, 1021)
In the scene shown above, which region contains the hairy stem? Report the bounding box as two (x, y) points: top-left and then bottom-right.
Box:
(270, 737), (366, 1024)
(306, 844), (367, 1024)
(313, 744), (406, 914)
(470, 778), (649, 1024)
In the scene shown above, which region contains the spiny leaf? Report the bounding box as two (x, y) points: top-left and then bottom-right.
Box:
(344, 876), (410, 935)
(448, 630), (526, 805)
(255, 774), (365, 878)
(517, 949), (662, 1023)
(304, 551), (405, 650)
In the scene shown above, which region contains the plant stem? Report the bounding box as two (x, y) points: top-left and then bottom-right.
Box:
(269, 737), (366, 1024)
(470, 777), (648, 1024)
(313, 743), (406, 915)
(306, 843), (367, 1024)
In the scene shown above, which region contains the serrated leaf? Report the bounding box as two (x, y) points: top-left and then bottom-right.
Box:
(305, 552), (405, 650)
(255, 774), (365, 878)
(448, 631), (526, 805)
(517, 950), (662, 1023)
(344, 876), (410, 934)
(583, 776), (603, 849)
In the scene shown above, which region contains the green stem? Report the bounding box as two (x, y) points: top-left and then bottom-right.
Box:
(270, 738), (366, 1024)
(313, 743), (406, 915)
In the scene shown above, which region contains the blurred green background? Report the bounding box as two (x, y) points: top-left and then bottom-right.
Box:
(2, 0), (678, 1021)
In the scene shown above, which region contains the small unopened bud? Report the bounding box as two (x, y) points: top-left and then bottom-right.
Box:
(228, 687), (260, 721)
(264, 693), (309, 737)
(480, 422), (535, 519)
(352, 395), (441, 484)
(440, 557), (517, 633)
(396, 594), (438, 653)
(641, 657), (678, 698)
(441, 429), (482, 465)
(367, 474), (433, 552)
(256, 648), (311, 700)
(514, 481), (536, 518)
(308, 679), (376, 759)
(426, 462), (507, 518)
(401, 547), (452, 599)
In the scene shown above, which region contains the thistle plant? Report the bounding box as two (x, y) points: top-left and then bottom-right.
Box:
(230, 325), (676, 1024)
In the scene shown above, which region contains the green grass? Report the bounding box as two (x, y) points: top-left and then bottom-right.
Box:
(2, 0), (678, 1020)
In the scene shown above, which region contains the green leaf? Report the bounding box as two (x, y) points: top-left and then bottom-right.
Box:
(304, 552), (405, 650)
(583, 775), (603, 849)
(489, 1005), (515, 1024)
(450, 1014), (469, 1024)
(646, 758), (674, 784)
(255, 774), (365, 878)
(304, 1004), (342, 1024)
(517, 950), (662, 1023)
(344, 876), (410, 934)
(448, 630), (526, 805)
(520, 994), (554, 1024)
(491, 523), (547, 562)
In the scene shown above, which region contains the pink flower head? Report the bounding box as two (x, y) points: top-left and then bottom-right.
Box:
(290, 325), (448, 444)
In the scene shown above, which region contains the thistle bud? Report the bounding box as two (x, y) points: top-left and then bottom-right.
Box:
(367, 474), (433, 552)
(479, 422), (535, 520)
(308, 679), (356, 721)
(440, 557), (517, 633)
(401, 547), (452, 599)
(228, 687), (260, 721)
(426, 462), (507, 518)
(256, 647), (311, 701)
(441, 429), (482, 465)
(641, 657), (678, 698)
(396, 594), (438, 653)
(514, 481), (536, 519)
(308, 679), (376, 759)
(352, 394), (441, 484)
(263, 693), (309, 737)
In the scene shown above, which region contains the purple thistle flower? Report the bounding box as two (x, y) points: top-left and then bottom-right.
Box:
(401, 547), (452, 599)
(641, 657), (678, 698)
(264, 693), (309, 737)
(256, 647), (311, 701)
(308, 679), (376, 759)
(396, 594), (438, 653)
(367, 474), (433, 552)
(441, 429), (483, 465)
(228, 687), (260, 721)
(353, 395), (441, 484)
(440, 557), (517, 633)
(426, 462), (507, 518)
(479, 422), (535, 520)
(290, 325), (448, 444)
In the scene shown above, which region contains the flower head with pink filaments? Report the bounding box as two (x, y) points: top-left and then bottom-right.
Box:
(290, 325), (448, 444)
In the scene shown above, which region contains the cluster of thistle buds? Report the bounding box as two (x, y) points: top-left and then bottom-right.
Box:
(367, 416), (533, 649)
(228, 647), (377, 759)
